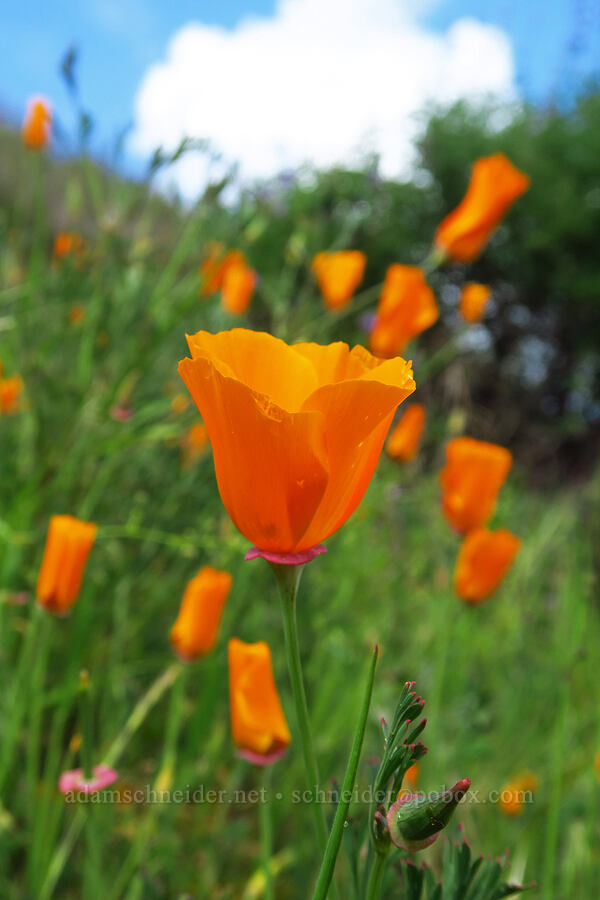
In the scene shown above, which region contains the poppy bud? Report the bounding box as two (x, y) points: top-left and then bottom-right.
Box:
(36, 515), (97, 614)
(386, 778), (470, 851)
(22, 97), (52, 150)
(170, 566), (232, 661)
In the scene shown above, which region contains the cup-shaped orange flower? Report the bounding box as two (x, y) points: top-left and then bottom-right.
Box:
(435, 154), (530, 262)
(22, 97), (52, 150)
(454, 528), (521, 603)
(37, 515), (97, 614)
(170, 566), (232, 660)
(312, 250), (366, 310)
(179, 329), (415, 559)
(499, 772), (538, 816)
(370, 266), (438, 358)
(386, 403), (426, 463)
(221, 258), (256, 315)
(459, 283), (492, 323)
(228, 637), (291, 764)
(0, 375), (24, 414)
(440, 437), (512, 533)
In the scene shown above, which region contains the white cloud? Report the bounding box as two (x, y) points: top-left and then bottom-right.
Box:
(130, 0), (516, 198)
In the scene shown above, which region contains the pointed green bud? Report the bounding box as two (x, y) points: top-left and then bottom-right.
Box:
(386, 778), (470, 852)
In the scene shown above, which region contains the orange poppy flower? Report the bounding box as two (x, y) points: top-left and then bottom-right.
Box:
(386, 403), (426, 463)
(221, 258), (256, 315)
(454, 528), (521, 603)
(435, 154), (530, 262)
(0, 376), (24, 414)
(594, 750), (600, 784)
(499, 772), (538, 816)
(170, 393), (190, 414)
(228, 638), (291, 764)
(53, 231), (86, 262)
(68, 305), (85, 325)
(22, 97), (52, 150)
(370, 265), (438, 358)
(440, 437), (512, 533)
(312, 250), (366, 310)
(37, 515), (97, 614)
(178, 329), (415, 557)
(170, 566), (233, 661)
(199, 244), (245, 296)
(459, 283), (492, 322)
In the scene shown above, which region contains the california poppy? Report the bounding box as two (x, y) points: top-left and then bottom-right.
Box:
(312, 250), (366, 310)
(499, 772), (538, 816)
(221, 258), (256, 315)
(179, 329), (415, 556)
(228, 638), (291, 764)
(68, 305), (85, 325)
(454, 528), (521, 603)
(435, 154), (530, 262)
(0, 376), (24, 414)
(37, 515), (97, 614)
(370, 266), (438, 358)
(440, 437), (512, 533)
(170, 566), (232, 660)
(53, 231), (86, 262)
(22, 97), (52, 150)
(459, 283), (492, 322)
(404, 761), (420, 790)
(386, 404), (426, 463)
(199, 244), (245, 296)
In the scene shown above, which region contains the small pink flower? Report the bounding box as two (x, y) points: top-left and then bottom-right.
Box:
(58, 764), (118, 795)
(110, 406), (133, 422)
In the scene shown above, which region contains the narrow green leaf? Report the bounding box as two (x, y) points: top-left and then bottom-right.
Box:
(312, 646), (379, 900)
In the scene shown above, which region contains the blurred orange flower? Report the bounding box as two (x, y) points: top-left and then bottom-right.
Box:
(181, 422), (210, 467)
(594, 750), (600, 783)
(199, 244), (245, 296)
(68, 305), (85, 325)
(22, 97), (52, 150)
(53, 231), (86, 262)
(170, 566), (233, 661)
(440, 437), (512, 533)
(0, 375), (24, 414)
(312, 250), (366, 310)
(221, 258), (256, 315)
(386, 403), (426, 463)
(370, 265), (438, 358)
(499, 772), (538, 816)
(37, 515), (97, 614)
(435, 154), (529, 262)
(459, 283), (492, 323)
(179, 329), (415, 555)
(454, 528), (521, 603)
(171, 393), (190, 414)
(228, 637), (291, 764)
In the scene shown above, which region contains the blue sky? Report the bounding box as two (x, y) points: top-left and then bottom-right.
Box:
(2, 0), (598, 183)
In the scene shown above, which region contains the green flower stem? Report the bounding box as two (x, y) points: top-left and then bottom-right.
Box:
(40, 663), (182, 900)
(271, 564), (329, 852)
(78, 671), (94, 781)
(260, 765), (275, 900)
(365, 851), (388, 900)
(312, 647), (378, 900)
